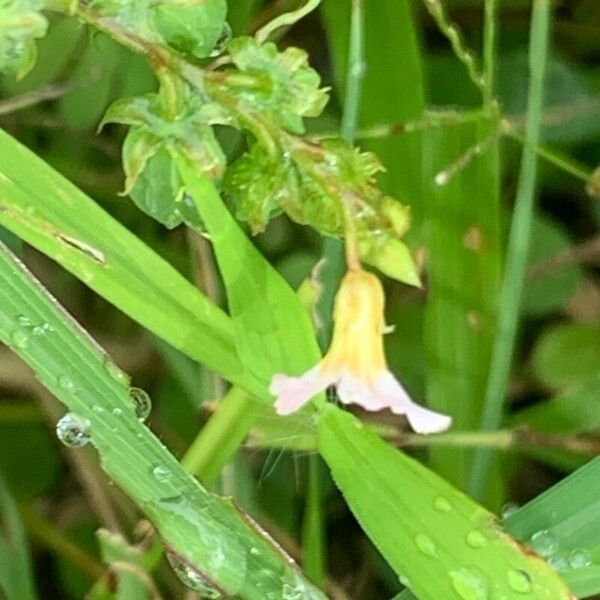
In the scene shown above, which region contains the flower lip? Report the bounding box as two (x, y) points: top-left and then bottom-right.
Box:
(269, 267), (451, 434)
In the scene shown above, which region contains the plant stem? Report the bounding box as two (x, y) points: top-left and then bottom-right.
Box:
(482, 0), (498, 107)
(320, 0), (365, 343)
(181, 387), (255, 486)
(255, 0), (322, 43)
(468, 0), (552, 500)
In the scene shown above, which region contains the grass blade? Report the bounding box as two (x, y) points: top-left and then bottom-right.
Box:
(0, 473), (38, 600)
(423, 115), (502, 490)
(469, 0), (553, 498)
(505, 458), (600, 598)
(0, 128), (264, 398)
(0, 242), (325, 599)
(319, 405), (573, 600)
(175, 154), (322, 390)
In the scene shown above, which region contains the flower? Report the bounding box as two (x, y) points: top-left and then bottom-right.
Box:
(269, 269), (452, 434)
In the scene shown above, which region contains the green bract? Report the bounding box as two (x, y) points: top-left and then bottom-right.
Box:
(101, 92), (227, 228)
(225, 136), (420, 286)
(226, 36), (329, 134)
(0, 0), (47, 78)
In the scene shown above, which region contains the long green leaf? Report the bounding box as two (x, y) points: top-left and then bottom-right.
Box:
(319, 405), (573, 600)
(0, 473), (38, 600)
(423, 115), (502, 491)
(505, 458), (600, 598)
(469, 0), (552, 498)
(0, 242), (325, 600)
(0, 128), (263, 399)
(175, 154), (322, 391)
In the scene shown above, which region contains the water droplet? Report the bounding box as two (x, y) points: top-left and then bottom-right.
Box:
(434, 496), (451, 512)
(16, 315), (32, 327)
(32, 323), (53, 336)
(434, 170), (450, 186)
(529, 530), (558, 557)
(129, 387), (152, 421)
(399, 574), (411, 588)
(103, 358), (129, 386)
(501, 502), (519, 519)
(507, 569), (531, 593)
(250, 547), (260, 556)
(10, 329), (29, 349)
(209, 22), (232, 57)
(166, 551), (222, 597)
(56, 413), (91, 448)
(58, 375), (76, 391)
(568, 549), (591, 569)
(449, 567), (489, 600)
(548, 555), (568, 571)
(92, 404), (104, 414)
(112, 407), (123, 417)
(414, 533), (438, 558)
(466, 530), (488, 549)
(152, 465), (172, 483)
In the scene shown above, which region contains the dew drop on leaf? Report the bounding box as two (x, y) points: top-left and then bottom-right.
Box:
(103, 358), (129, 386)
(568, 549), (591, 569)
(166, 551), (222, 598)
(501, 502), (519, 519)
(506, 569), (531, 593)
(434, 495), (451, 512)
(56, 412), (91, 448)
(10, 328), (29, 349)
(152, 464), (172, 483)
(415, 533), (439, 558)
(466, 530), (488, 549)
(209, 22), (232, 57)
(16, 315), (33, 327)
(449, 567), (489, 600)
(112, 407), (123, 417)
(58, 374), (76, 391)
(129, 386), (152, 421)
(530, 529), (558, 557)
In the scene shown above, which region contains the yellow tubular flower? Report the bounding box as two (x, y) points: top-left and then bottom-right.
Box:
(270, 269), (452, 434)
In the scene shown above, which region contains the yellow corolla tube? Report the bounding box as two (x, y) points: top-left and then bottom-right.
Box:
(270, 269), (452, 434)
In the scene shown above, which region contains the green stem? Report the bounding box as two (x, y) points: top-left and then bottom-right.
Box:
(319, 0), (365, 344)
(255, 0), (322, 43)
(468, 0), (552, 500)
(181, 387), (255, 486)
(482, 0), (498, 106)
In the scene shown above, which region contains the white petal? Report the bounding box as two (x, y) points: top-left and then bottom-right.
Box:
(337, 372), (388, 411)
(270, 365), (336, 415)
(375, 371), (452, 434)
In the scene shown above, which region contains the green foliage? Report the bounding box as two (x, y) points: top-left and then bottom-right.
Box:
(227, 36), (328, 134)
(531, 322), (600, 389)
(0, 473), (38, 600)
(319, 406), (573, 600)
(0, 241), (325, 600)
(88, 0), (228, 59)
(102, 90), (227, 228)
(0, 0), (47, 79)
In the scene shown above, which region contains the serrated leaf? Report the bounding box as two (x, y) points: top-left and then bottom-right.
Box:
(104, 92), (226, 228)
(226, 36), (328, 134)
(0, 0), (47, 79)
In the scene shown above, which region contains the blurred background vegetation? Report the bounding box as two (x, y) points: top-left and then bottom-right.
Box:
(0, 0), (599, 598)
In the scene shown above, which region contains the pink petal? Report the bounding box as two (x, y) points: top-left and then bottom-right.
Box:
(375, 371), (452, 434)
(270, 366), (335, 415)
(337, 372), (388, 411)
